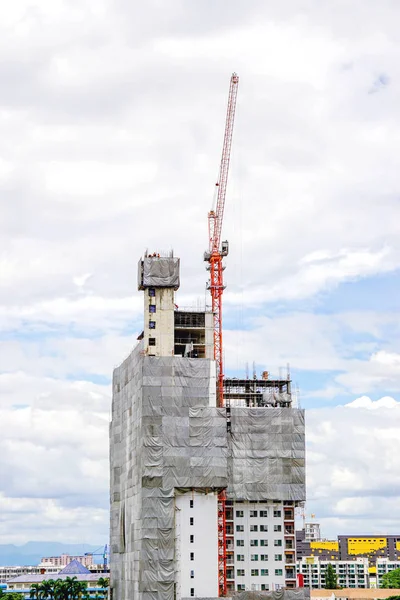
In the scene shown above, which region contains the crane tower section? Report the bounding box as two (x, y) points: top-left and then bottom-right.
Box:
(204, 72), (239, 409)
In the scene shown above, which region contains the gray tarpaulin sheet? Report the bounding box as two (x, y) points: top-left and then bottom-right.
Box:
(110, 345), (305, 600)
(141, 257), (180, 288)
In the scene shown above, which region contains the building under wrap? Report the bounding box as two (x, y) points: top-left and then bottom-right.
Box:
(110, 254), (306, 600)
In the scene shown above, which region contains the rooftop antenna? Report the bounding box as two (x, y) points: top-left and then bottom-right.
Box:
(245, 362), (249, 380)
(252, 361), (256, 380)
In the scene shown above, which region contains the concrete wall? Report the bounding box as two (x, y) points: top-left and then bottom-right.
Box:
(143, 287), (175, 357)
(175, 492), (218, 599)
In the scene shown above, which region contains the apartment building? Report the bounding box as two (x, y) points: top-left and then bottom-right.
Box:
(298, 557), (369, 589)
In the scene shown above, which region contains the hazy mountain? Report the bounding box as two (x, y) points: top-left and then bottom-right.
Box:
(0, 542), (103, 566)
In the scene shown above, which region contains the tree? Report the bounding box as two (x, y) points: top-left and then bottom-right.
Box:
(325, 563), (338, 589)
(381, 568), (400, 589)
(39, 579), (56, 599)
(30, 583), (42, 600)
(97, 578), (109, 600)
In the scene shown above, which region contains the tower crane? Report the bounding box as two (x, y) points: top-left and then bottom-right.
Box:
(205, 72), (239, 409)
(84, 544), (108, 573)
(204, 72), (239, 597)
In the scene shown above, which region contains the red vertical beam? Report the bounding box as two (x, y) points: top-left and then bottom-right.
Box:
(218, 490), (227, 597)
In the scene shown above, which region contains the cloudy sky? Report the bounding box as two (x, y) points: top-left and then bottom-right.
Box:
(1, 0), (399, 546)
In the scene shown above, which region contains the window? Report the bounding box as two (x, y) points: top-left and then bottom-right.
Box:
(236, 510), (244, 518)
(273, 510), (281, 518)
(261, 569), (269, 576)
(274, 540), (282, 546)
(237, 585), (245, 591)
(251, 569), (259, 576)
(236, 555), (245, 562)
(260, 510), (268, 517)
(236, 540), (244, 547)
(190, 535), (194, 543)
(250, 540), (258, 547)
(261, 555), (268, 561)
(190, 588), (194, 597)
(237, 569), (245, 577)
(149, 288), (156, 297)
(149, 304), (156, 313)
(275, 569), (283, 576)
(190, 552), (194, 561)
(261, 584), (270, 591)
(148, 337), (156, 346)
(190, 499), (194, 508)
(274, 554), (282, 561)
(236, 525), (244, 532)
(250, 510), (258, 518)
(260, 540), (268, 547)
(190, 517), (194, 526)
(250, 525), (258, 532)
(149, 320), (156, 329)
(260, 525), (268, 532)
(190, 570), (194, 579)
(251, 554), (259, 561)
(274, 525), (282, 532)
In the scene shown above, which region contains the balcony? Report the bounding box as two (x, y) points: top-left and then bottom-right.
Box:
(285, 570), (297, 580)
(285, 541), (294, 550)
(285, 527), (295, 535)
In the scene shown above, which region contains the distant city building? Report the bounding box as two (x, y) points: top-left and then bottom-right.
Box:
(297, 528), (400, 565)
(40, 554), (94, 568)
(5, 560), (107, 598)
(304, 522), (321, 542)
(375, 558), (400, 588)
(297, 556), (369, 588)
(0, 566), (59, 585)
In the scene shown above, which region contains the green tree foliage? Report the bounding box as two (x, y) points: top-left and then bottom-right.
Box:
(324, 563), (338, 589)
(381, 569), (400, 589)
(28, 578), (90, 600)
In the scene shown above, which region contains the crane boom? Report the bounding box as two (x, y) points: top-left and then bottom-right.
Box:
(205, 72), (239, 598)
(208, 73), (239, 255)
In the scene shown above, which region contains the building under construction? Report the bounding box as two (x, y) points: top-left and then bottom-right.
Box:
(109, 74), (306, 600)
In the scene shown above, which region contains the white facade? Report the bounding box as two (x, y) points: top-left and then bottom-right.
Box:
(297, 557), (369, 588)
(175, 491), (219, 599)
(376, 559), (400, 587)
(231, 501), (289, 592)
(305, 522), (321, 542)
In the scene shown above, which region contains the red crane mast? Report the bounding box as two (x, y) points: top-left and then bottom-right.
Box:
(205, 72), (239, 597)
(205, 72), (239, 407)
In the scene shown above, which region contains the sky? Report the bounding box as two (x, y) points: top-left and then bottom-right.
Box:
(0, 0), (399, 545)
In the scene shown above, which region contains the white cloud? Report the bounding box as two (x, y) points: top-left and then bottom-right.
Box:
(307, 401), (400, 537)
(345, 395), (400, 409)
(0, 0), (400, 545)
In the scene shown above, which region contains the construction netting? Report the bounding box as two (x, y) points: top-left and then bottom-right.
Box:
(138, 256), (180, 289)
(110, 346), (305, 600)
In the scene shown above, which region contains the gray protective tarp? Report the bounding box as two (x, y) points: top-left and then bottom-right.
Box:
(110, 346), (305, 600)
(142, 257), (180, 288)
